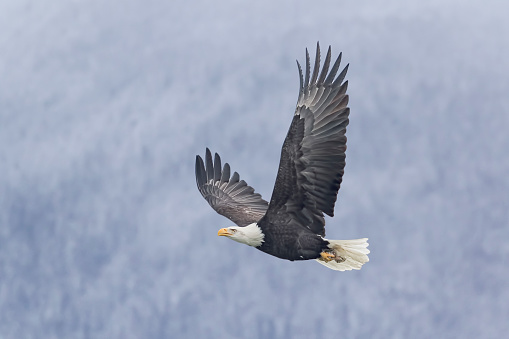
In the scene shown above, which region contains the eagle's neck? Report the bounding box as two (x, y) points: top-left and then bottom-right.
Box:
(241, 223), (265, 247)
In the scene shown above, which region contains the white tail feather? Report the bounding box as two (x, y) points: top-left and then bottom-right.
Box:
(315, 238), (370, 271)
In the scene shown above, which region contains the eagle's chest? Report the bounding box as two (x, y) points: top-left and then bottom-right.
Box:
(257, 223), (327, 261)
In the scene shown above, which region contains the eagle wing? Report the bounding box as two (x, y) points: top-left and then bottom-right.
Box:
(263, 43), (350, 236)
(195, 148), (269, 226)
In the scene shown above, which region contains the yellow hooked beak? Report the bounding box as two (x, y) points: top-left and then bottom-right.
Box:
(217, 228), (231, 236)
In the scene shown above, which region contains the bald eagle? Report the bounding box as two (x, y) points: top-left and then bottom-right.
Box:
(195, 43), (369, 271)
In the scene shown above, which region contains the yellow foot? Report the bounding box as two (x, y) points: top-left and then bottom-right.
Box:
(320, 251), (335, 262)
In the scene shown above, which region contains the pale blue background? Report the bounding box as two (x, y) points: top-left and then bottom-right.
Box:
(1, 0), (508, 338)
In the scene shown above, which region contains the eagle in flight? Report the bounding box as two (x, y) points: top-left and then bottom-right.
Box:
(195, 43), (369, 271)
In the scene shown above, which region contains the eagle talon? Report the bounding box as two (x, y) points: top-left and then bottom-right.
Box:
(320, 251), (335, 262)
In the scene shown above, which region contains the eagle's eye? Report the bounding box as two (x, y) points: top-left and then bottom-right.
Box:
(230, 228), (237, 233)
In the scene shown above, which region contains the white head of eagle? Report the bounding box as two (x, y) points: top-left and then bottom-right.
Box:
(217, 223), (264, 247)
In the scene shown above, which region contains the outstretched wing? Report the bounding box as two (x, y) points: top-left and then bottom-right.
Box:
(263, 42), (350, 236)
(196, 148), (269, 226)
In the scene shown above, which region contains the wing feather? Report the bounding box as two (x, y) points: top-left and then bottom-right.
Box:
(213, 153), (222, 182)
(310, 42), (321, 86)
(196, 149), (268, 226)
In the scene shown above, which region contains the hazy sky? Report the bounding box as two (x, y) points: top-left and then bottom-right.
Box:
(1, 0), (508, 338)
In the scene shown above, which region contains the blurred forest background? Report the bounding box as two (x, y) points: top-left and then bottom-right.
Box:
(1, 0), (508, 338)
